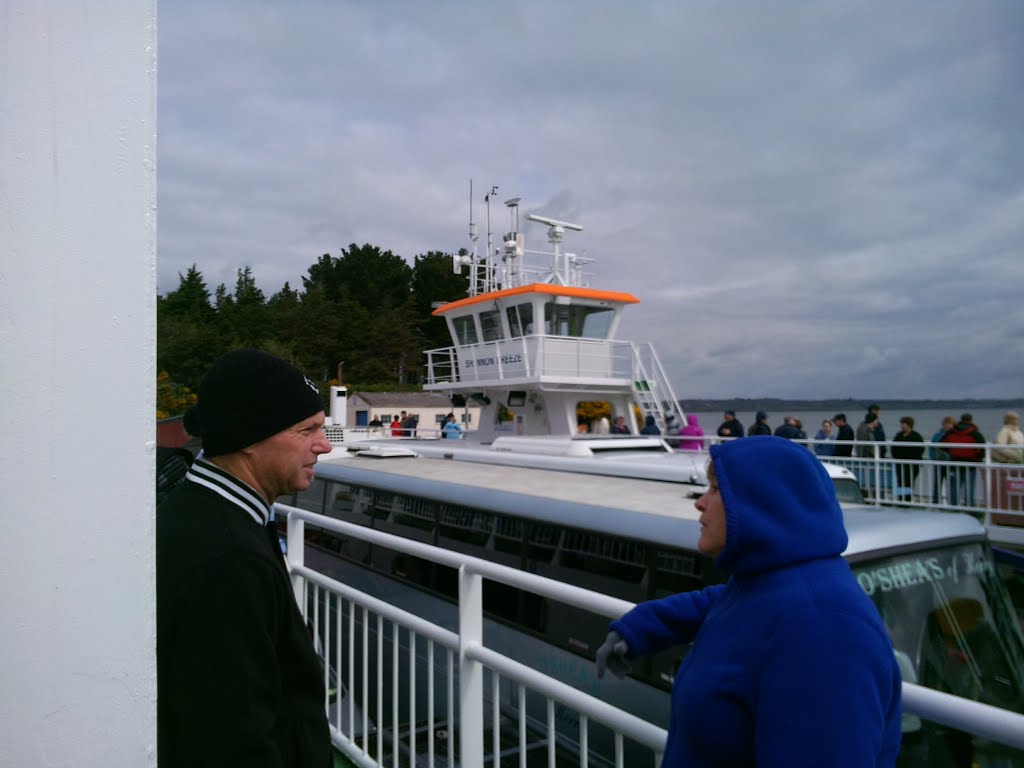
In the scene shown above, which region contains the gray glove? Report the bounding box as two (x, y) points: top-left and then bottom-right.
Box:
(595, 630), (631, 679)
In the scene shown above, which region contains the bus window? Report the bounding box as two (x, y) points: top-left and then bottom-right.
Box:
(652, 550), (719, 598)
(438, 505), (492, 547)
(558, 530), (646, 599)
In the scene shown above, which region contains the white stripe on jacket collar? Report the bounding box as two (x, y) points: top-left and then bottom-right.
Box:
(186, 457), (271, 526)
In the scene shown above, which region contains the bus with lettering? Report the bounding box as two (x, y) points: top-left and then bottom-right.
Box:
(292, 449), (1024, 767)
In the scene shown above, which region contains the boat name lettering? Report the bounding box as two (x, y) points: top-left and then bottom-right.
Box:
(463, 353), (523, 369)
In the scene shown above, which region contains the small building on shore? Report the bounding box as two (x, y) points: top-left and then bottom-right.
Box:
(346, 391), (481, 434)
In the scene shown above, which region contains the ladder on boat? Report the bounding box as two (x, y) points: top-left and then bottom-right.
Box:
(631, 342), (683, 434)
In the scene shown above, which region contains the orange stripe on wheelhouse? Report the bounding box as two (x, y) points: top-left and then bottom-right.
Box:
(432, 284), (640, 315)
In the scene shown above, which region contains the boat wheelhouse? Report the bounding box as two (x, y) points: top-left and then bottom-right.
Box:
(423, 198), (681, 443)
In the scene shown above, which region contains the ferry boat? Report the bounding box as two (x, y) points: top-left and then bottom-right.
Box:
(282, 192), (1024, 766)
(328, 193), (707, 482)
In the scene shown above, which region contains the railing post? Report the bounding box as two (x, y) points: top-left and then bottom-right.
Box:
(982, 448), (992, 525)
(458, 564), (484, 766)
(286, 511), (305, 606)
(871, 444), (881, 504)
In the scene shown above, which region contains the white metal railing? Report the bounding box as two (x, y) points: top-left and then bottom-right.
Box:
(423, 336), (636, 387)
(802, 439), (1024, 549)
(278, 504), (1024, 767)
(283, 504), (664, 767)
(629, 342), (681, 434)
(676, 436), (1024, 546)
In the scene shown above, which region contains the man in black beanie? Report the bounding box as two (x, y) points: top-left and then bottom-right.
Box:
(157, 349), (333, 767)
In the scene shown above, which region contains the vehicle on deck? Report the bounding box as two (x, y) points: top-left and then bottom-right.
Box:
(289, 449), (1024, 767)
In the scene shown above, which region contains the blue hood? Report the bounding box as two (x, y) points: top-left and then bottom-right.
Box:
(709, 436), (848, 576)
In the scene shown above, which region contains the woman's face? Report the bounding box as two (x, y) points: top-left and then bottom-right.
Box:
(696, 466), (727, 557)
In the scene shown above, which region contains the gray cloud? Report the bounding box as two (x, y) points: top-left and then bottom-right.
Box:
(159, 0), (1024, 398)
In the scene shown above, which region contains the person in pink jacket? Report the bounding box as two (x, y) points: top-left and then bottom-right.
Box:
(677, 414), (705, 451)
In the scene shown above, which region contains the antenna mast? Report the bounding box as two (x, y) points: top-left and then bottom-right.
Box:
(484, 185), (498, 292)
(503, 197), (523, 287)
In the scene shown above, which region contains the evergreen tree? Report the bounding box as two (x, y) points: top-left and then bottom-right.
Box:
(158, 266), (223, 389)
(334, 243), (413, 311)
(156, 242), (474, 393)
(411, 250), (469, 353)
(220, 267), (268, 348)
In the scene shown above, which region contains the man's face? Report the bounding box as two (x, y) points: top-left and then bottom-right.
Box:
(248, 411), (332, 500)
(724, 412), (734, 421)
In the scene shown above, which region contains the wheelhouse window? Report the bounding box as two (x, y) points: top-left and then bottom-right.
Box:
(544, 303), (615, 339)
(506, 302), (533, 337)
(480, 309), (505, 342)
(453, 315), (478, 345)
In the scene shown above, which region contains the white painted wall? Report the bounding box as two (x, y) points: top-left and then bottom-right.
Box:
(0, 3), (157, 766)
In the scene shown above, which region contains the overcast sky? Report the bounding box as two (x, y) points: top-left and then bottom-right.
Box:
(159, 1), (1023, 400)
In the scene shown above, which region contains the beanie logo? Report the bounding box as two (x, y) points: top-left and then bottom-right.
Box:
(304, 375), (318, 394)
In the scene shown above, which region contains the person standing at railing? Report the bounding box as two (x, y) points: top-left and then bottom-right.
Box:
(891, 417), (925, 502)
(833, 413), (855, 458)
(930, 416), (955, 504)
(991, 411), (1023, 519)
(641, 414), (661, 435)
(390, 413), (404, 437)
(595, 436), (902, 767)
(993, 411), (1024, 464)
(868, 404), (888, 458)
(611, 415), (630, 434)
(748, 410), (772, 436)
(442, 412), (463, 440)
(157, 350), (334, 768)
(716, 410), (745, 439)
(942, 414), (986, 507)
(664, 413), (681, 448)
(813, 419), (836, 457)
(677, 414), (705, 451)
(856, 412), (879, 492)
(405, 411), (419, 437)
(773, 416), (802, 440)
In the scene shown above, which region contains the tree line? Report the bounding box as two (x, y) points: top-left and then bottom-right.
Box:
(157, 244), (470, 417)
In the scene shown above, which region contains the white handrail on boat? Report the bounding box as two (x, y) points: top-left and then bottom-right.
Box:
(278, 504), (1024, 766)
(424, 336), (638, 386)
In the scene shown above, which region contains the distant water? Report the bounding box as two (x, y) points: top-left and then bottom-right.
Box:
(685, 407), (1013, 443)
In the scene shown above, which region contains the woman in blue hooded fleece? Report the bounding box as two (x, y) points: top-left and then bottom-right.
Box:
(596, 436), (902, 767)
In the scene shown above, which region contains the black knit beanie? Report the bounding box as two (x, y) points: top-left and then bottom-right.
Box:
(183, 349), (324, 457)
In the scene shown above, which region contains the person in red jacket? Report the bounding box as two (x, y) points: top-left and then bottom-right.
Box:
(941, 413), (986, 507)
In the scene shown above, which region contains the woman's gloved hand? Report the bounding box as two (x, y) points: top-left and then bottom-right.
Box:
(595, 630), (631, 679)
